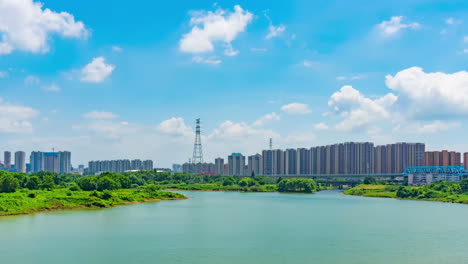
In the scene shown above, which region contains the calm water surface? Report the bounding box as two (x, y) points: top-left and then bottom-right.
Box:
(1, 190), (468, 264)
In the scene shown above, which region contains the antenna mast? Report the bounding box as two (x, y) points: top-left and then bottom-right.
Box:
(192, 118), (203, 163)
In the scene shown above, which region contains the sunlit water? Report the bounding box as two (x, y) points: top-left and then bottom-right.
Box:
(1, 190), (468, 264)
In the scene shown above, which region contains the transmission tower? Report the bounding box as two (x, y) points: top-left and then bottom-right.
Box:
(269, 138), (272, 150)
(192, 118), (203, 163)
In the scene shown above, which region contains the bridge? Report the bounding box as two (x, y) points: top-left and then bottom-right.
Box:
(240, 173), (404, 188)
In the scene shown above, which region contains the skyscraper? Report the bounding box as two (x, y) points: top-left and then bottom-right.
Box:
(262, 150), (273, 175)
(14, 151), (26, 173)
(30, 151), (44, 173)
(285, 149), (297, 175)
(296, 148), (310, 175)
(143, 160), (153, 170)
(247, 154), (262, 176)
(44, 152), (59, 173)
(464, 153), (468, 171)
(228, 153), (245, 176)
(131, 159), (143, 170)
(4, 151), (11, 169)
(58, 151), (71, 174)
(215, 158), (224, 175)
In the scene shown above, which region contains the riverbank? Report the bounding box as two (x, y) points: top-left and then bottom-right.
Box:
(161, 183), (278, 192)
(0, 189), (186, 217)
(344, 184), (468, 204)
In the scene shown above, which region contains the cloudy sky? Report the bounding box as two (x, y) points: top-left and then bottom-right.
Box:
(1, 0), (468, 167)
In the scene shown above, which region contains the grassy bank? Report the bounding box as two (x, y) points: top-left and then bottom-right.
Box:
(344, 182), (468, 204)
(0, 189), (185, 216)
(162, 183), (278, 192)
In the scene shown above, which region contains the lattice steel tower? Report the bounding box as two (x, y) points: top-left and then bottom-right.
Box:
(192, 118), (203, 163)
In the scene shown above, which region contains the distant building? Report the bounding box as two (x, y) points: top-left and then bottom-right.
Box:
(406, 166), (467, 186)
(143, 160), (153, 170)
(425, 151), (461, 166)
(172, 164), (182, 173)
(228, 153), (245, 176)
(30, 151), (44, 173)
(58, 151), (71, 174)
(87, 159), (153, 174)
(214, 158), (224, 175)
(285, 149), (297, 175)
(247, 154), (262, 176)
(131, 159), (143, 170)
(4, 151), (11, 169)
(44, 152), (59, 173)
(465, 153), (468, 171)
(14, 151), (26, 173)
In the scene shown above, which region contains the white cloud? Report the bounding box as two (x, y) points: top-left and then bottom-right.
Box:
(285, 132), (315, 143)
(464, 36), (468, 43)
(0, 0), (88, 55)
(377, 16), (420, 36)
(42, 83), (60, 92)
(314, 123), (329, 130)
(281, 103), (312, 115)
(25, 75), (40, 85)
(328, 85), (397, 131)
(179, 5), (253, 54)
(0, 71), (8, 78)
(336, 74), (366, 81)
(266, 24), (285, 39)
(192, 56), (222, 65)
(394, 120), (461, 134)
(158, 117), (193, 137)
(303, 60), (313, 67)
(252, 112), (280, 127)
(74, 120), (138, 139)
(80, 57), (115, 83)
(0, 97), (39, 133)
(112, 46), (122, 52)
(223, 43), (239, 56)
(385, 67), (468, 117)
(446, 17), (462, 25)
(83, 111), (118, 119)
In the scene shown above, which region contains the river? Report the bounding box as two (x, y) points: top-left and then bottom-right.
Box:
(1, 190), (467, 263)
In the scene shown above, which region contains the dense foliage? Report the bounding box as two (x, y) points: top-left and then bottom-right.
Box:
(278, 178), (318, 193)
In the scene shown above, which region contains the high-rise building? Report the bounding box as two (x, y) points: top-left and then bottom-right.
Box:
(272, 149), (285, 175)
(44, 152), (59, 173)
(424, 150), (461, 167)
(464, 153), (468, 171)
(30, 151), (44, 173)
(228, 153), (245, 176)
(262, 150), (273, 175)
(131, 159), (143, 170)
(172, 164), (182, 173)
(58, 151), (71, 174)
(143, 160), (153, 170)
(214, 158), (224, 175)
(296, 148), (310, 175)
(247, 154), (262, 176)
(285, 149), (297, 175)
(14, 151), (26, 173)
(4, 151), (11, 169)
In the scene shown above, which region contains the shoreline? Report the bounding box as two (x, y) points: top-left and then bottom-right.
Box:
(0, 196), (187, 218)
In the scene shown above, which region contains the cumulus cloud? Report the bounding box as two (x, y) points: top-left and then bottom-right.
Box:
(377, 16), (420, 36)
(314, 123), (329, 130)
(112, 46), (122, 52)
(266, 24), (285, 39)
(281, 103), (312, 115)
(337, 75), (366, 81)
(80, 57), (115, 83)
(252, 112), (280, 127)
(179, 5), (253, 55)
(328, 85), (397, 131)
(42, 83), (60, 92)
(0, 0), (87, 55)
(446, 17), (462, 25)
(385, 67), (468, 117)
(192, 56), (222, 65)
(0, 71), (8, 78)
(83, 111), (118, 119)
(394, 120), (461, 134)
(0, 97), (39, 133)
(303, 60), (313, 67)
(285, 132), (315, 143)
(158, 117), (193, 137)
(74, 120), (138, 139)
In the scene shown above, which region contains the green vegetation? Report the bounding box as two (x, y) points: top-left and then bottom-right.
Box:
(0, 169), (323, 216)
(0, 170), (185, 216)
(344, 179), (468, 203)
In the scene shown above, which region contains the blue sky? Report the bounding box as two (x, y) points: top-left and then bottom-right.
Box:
(1, 0), (468, 167)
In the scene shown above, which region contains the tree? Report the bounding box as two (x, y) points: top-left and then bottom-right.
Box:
(78, 176), (97, 191)
(0, 173), (20, 193)
(460, 179), (468, 193)
(26, 176), (41, 190)
(363, 176), (377, 185)
(239, 177), (255, 187)
(97, 176), (119, 191)
(40, 175), (55, 190)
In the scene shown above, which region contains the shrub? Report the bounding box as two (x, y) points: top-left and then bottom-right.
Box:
(0, 173), (20, 193)
(69, 184), (81, 192)
(78, 176), (98, 191)
(27, 192), (37, 198)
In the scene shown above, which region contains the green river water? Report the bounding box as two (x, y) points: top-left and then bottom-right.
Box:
(1, 190), (467, 264)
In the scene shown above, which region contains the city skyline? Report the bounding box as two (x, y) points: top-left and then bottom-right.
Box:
(1, 0), (468, 167)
